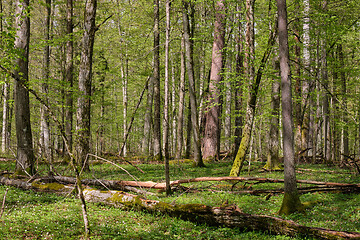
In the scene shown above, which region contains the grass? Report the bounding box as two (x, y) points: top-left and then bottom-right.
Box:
(0, 158), (359, 239)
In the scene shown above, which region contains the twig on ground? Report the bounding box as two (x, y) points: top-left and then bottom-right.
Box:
(0, 188), (9, 219)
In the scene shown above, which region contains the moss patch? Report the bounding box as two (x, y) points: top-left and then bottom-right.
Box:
(31, 182), (65, 191)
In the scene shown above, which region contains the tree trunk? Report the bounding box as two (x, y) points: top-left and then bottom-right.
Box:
(244, 0), (255, 85)
(182, 0), (203, 167)
(175, 36), (186, 159)
(122, 58), (128, 156)
(264, 61), (281, 170)
(40, 0), (52, 168)
(338, 44), (349, 164)
(264, 2), (281, 171)
(202, 0), (225, 162)
(171, 63), (177, 156)
(303, 0), (314, 158)
(75, 0), (97, 170)
(322, 41), (331, 163)
(234, 3), (244, 153)
(293, 0), (303, 154)
(224, 57), (232, 152)
(163, 0), (171, 195)
(142, 76), (153, 156)
(277, 0), (302, 215)
(1, 81), (10, 153)
(152, 0), (162, 161)
(230, 21), (277, 176)
(65, 0), (73, 154)
(14, 0), (35, 175)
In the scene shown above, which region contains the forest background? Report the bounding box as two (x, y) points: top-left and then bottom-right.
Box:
(0, 0), (360, 238)
(0, 0), (359, 170)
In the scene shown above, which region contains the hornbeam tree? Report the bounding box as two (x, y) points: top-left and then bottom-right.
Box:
(152, 0), (162, 161)
(182, 0), (204, 167)
(14, 0), (36, 175)
(277, 0), (303, 215)
(76, 0), (97, 170)
(201, 0), (225, 161)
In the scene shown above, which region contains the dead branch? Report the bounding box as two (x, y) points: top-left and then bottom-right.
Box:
(0, 188), (9, 219)
(1, 175), (360, 239)
(83, 189), (360, 239)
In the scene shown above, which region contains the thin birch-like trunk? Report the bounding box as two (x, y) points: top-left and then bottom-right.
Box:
(122, 58), (128, 157)
(152, 0), (162, 161)
(163, 0), (171, 195)
(175, 36), (186, 159)
(65, 0), (73, 154)
(182, 0), (203, 166)
(40, 0), (52, 168)
(234, 3), (244, 153)
(1, 82), (10, 153)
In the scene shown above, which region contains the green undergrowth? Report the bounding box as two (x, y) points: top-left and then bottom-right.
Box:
(0, 158), (359, 239)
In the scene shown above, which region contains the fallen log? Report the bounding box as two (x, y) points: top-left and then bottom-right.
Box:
(50, 176), (164, 190)
(47, 176), (360, 195)
(83, 189), (360, 240)
(1, 175), (360, 239)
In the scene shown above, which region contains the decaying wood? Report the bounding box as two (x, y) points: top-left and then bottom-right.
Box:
(47, 176), (360, 194)
(0, 188), (8, 219)
(1, 175), (360, 239)
(83, 189), (360, 239)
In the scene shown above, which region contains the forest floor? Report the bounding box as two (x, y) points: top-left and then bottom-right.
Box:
(0, 157), (359, 239)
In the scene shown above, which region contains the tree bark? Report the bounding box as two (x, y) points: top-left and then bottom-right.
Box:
(65, 0), (74, 154)
(14, 0), (35, 175)
(175, 36), (186, 159)
(164, 0), (171, 195)
(40, 0), (52, 167)
(182, 0), (203, 167)
(338, 44), (349, 164)
(230, 21), (277, 176)
(264, 2), (281, 171)
(76, 0), (97, 170)
(234, 3), (244, 153)
(1, 81), (10, 153)
(277, 0), (302, 215)
(202, 0), (225, 161)
(122, 58), (128, 156)
(152, 0), (162, 161)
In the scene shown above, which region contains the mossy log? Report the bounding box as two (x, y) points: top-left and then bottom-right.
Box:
(83, 189), (360, 239)
(1, 175), (360, 239)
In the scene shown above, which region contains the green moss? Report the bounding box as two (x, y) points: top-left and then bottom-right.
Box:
(31, 182), (65, 191)
(169, 159), (193, 165)
(279, 191), (304, 215)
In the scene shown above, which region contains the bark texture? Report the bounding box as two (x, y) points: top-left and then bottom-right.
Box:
(40, 0), (51, 165)
(182, 0), (203, 166)
(277, 0), (302, 215)
(76, 0), (97, 169)
(202, 0), (225, 161)
(65, 0), (74, 153)
(175, 36), (186, 159)
(14, 0), (35, 175)
(230, 22), (277, 176)
(152, 0), (162, 161)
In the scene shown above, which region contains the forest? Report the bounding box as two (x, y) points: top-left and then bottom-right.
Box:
(0, 0), (360, 239)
